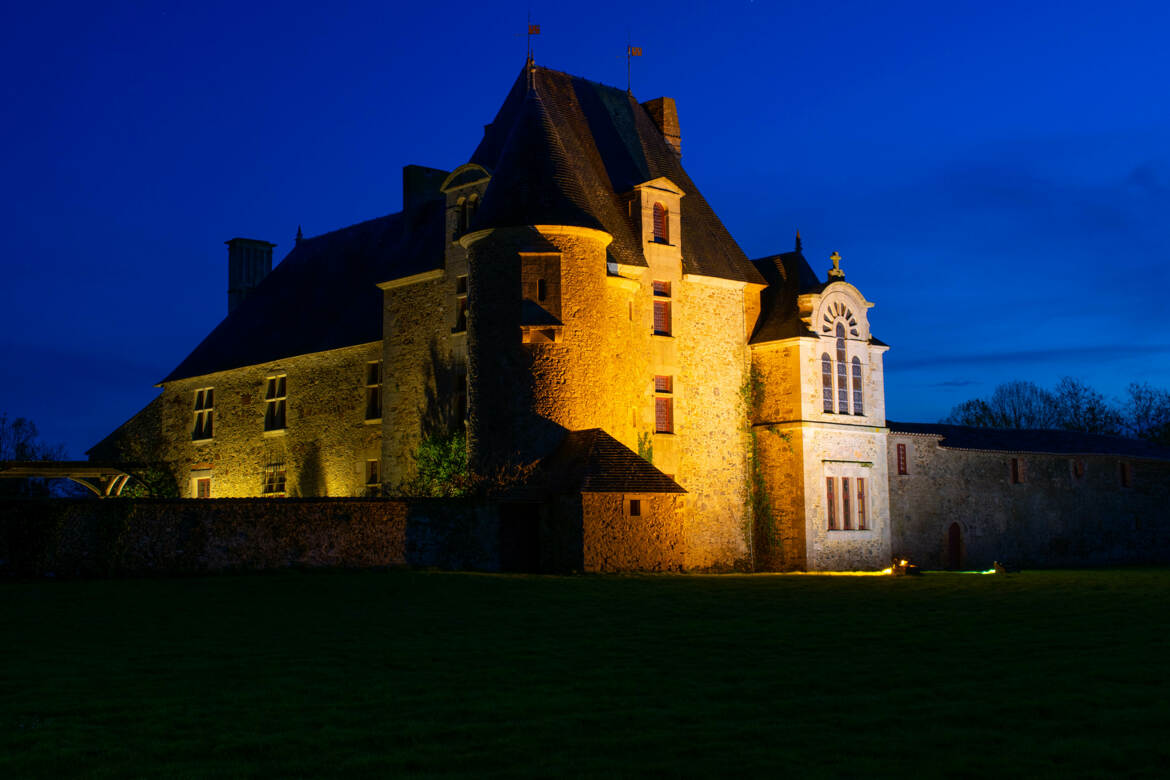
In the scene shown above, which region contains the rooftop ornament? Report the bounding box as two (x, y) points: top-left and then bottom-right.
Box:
(827, 251), (846, 280)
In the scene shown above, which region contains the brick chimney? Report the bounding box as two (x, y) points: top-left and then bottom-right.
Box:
(226, 238), (275, 314)
(642, 97), (681, 156)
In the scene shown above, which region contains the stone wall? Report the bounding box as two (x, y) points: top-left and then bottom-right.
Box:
(381, 272), (464, 488)
(464, 225), (755, 571)
(581, 493), (684, 572)
(888, 433), (1170, 568)
(106, 343), (385, 498)
(674, 276), (753, 570)
(0, 497), (507, 578)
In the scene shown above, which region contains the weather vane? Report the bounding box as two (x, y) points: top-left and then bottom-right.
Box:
(626, 33), (642, 93)
(527, 14), (540, 64)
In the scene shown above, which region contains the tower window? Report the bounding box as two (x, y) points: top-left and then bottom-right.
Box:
(652, 280), (672, 336)
(896, 443), (908, 475)
(652, 203), (669, 244)
(655, 397), (674, 433)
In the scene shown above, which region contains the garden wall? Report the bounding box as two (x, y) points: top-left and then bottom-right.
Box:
(0, 498), (508, 578)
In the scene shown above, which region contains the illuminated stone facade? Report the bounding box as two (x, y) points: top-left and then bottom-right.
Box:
(143, 343), (384, 498)
(90, 62), (1170, 572)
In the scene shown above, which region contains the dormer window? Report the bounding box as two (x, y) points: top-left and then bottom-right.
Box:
(652, 203), (669, 244)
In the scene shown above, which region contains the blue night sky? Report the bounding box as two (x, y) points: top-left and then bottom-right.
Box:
(3, 0), (1169, 457)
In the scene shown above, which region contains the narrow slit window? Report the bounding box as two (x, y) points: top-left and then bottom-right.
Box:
(365, 361), (382, 420)
(822, 354), (833, 413)
(857, 478), (867, 530)
(836, 323), (848, 413)
(826, 477), (837, 530)
(897, 443), (908, 475)
(841, 476), (852, 530)
(851, 357), (864, 415)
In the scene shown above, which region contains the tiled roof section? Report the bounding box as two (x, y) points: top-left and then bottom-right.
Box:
(470, 66), (764, 284)
(162, 201), (443, 382)
(472, 88), (604, 233)
(749, 248), (823, 343)
(888, 421), (1170, 460)
(539, 428), (686, 494)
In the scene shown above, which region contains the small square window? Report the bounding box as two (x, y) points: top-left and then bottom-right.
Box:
(652, 280), (671, 297)
(262, 463), (286, 495)
(654, 375), (673, 394)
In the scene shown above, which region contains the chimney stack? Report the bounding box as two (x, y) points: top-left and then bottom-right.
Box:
(641, 97), (681, 156)
(226, 238), (275, 314)
(403, 164), (449, 216)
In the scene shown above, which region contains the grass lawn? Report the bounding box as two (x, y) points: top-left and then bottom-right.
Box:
(3, 569), (1168, 777)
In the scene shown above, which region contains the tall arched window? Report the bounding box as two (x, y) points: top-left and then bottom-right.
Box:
(652, 203), (669, 244)
(851, 357), (864, 415)
(821, 354), (833, 412)
(836, 323), (848, 413)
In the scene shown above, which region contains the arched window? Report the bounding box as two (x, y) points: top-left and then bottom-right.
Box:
(821, 354), (833, 412)
(836, 323), (848, 413)
(466, 193), (479, 225)
(652, 203), (669, 244)
(851, 357), (864, 415)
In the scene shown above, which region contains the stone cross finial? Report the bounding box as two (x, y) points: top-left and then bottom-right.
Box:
(828, 251), (845, 279)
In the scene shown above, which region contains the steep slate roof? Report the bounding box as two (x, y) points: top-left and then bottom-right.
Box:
(750, 242), (824, 343)
(163, 62), (763, 383)
(537, 429), (686, 494)
(888, 421), (1170, 460)
(471, 65), (764, 284)
(162, 202), (443, 383)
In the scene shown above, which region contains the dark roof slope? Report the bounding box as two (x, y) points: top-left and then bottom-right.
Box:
(162, 202), (443, 382)
(538, 428), (686, 493)
(750, 244), (823, 343)
(471, 65), (764, 284)
(888, 421), (1170, 460)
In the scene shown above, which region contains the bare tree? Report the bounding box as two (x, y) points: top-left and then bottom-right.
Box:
(1052, 377), (1123, 435)
(1122, 383), (1170, 445)
(943, 381), (1058, 429)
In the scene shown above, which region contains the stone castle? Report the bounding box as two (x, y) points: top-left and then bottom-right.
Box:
(92, 62), (1170, 572)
